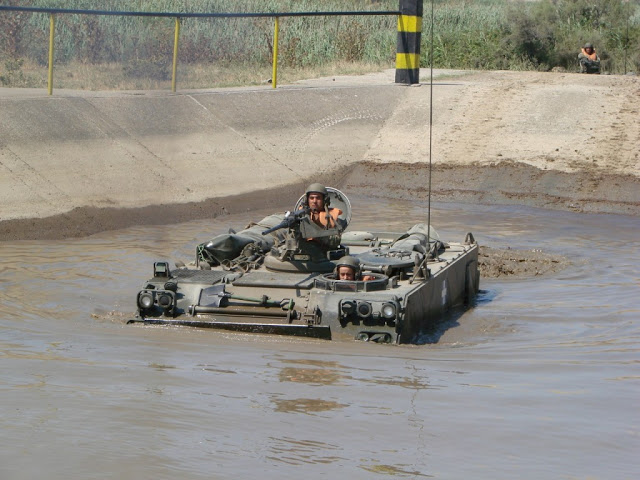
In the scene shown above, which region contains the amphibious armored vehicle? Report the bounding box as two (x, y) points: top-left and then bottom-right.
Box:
(128, 188), (479, 344)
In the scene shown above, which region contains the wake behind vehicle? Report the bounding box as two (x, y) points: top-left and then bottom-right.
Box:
(128, 188), (479, 344)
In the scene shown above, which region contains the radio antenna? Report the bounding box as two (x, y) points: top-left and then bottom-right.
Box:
(426, 0), (434, 249)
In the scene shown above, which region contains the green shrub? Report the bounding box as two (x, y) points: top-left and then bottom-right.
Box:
(502, 0), (640, 73)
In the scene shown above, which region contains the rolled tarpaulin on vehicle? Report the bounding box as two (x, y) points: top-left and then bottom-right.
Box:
(395, 0), (423, 85)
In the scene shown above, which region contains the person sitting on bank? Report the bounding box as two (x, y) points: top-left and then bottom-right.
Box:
(578, 43), (600, 73)
(335, 255), (375, 281)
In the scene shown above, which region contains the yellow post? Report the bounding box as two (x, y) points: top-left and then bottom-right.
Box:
(272, 16), (279, 89)
(171, 17), (181, 93)
(47, 13), (55, 95)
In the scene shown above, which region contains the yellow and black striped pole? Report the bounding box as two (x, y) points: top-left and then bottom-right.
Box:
(395, 0), (423, 84)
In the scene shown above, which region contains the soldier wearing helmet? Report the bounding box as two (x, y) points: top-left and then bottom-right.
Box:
(302, 183), (343, 230)
(335, 255), (375, 281)
(298, 183), (346, 250)
(578, 42), (600, 73)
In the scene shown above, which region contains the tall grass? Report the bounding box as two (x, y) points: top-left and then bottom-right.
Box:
(1, 0), (638, 89)
(2, 0), (398, 64)
(422, 0), (640, 73)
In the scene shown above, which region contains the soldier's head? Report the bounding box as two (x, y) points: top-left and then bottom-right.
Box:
(335, 255), (360, 281)
(305, 183), (329, 212)
(584, 42), (594, 53)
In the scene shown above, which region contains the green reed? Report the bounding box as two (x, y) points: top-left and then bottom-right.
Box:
(1, 0), (638, 89)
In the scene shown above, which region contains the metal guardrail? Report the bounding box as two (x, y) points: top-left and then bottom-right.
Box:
(0, 5), (401, 94)
(0, 5), (400, 18)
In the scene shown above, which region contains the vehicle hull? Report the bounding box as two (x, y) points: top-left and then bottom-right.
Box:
(130, 232), (479, 344)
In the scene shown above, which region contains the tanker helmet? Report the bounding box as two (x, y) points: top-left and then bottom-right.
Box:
(305, 183), (330, 206)
(584, 42), (593, 49)
(335, 255), (360, 277)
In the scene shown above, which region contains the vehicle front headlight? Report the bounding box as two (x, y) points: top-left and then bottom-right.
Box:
(381, 302), (396, 320)
(137, 289), (175, 315)
(157, 292), (173, 309)
(138, 291), (154, 310)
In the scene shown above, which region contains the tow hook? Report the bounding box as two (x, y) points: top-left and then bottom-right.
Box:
(355, 331), (394, 344)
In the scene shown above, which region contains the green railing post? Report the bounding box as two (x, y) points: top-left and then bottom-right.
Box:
(171, 17), (181, 93)
(272, 16), (279, 89)
(48, 13), (55, 95)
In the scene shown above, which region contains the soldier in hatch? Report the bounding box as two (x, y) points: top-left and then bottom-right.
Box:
(299, 183), (346, 249)
(335, 256), (375, 282)
(302, 183), (343, 230)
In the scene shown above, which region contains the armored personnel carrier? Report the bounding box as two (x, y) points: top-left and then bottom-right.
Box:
(128, 187), (479, 344)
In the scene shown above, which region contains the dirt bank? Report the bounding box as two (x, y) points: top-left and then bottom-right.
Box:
(2, 158), (637, 242)
(342, 161), (640, 216)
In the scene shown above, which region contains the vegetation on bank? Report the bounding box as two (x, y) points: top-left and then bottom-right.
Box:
(1, 0), (638, 89)
(424, 0), (639, 74)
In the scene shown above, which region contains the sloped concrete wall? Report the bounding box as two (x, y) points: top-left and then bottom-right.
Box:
(0, 84), (404, 222)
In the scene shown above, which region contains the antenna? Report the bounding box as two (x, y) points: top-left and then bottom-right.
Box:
(426, 0), (434, 248)
(408, 0), (436, 286)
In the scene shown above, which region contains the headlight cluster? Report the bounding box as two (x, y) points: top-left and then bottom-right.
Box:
(137, 289), (176, 316)
(339, 299), (398, 326)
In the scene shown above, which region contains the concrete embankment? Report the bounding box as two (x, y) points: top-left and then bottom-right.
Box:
(0, 81), (403, 232)
(1, 69), (638, 240)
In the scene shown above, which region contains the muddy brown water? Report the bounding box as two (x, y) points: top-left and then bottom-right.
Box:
(1, 195), (638, 479)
